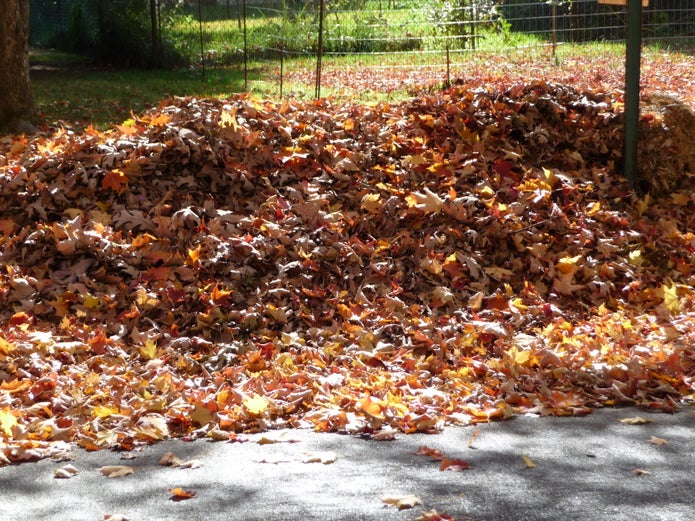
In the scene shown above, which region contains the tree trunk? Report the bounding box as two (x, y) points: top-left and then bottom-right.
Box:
(0, 0), (35, 132)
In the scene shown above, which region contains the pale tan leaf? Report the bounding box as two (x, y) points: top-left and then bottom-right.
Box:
(100, 465), (134, 478)
(382, 494), (422, 510)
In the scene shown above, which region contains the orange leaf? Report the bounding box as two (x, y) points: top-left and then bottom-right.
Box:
(169, 487), (197, 500)
(415, 446), (445, 460)
(358, 396), (384, 418)
(102, 169), (128, 192)
(439, 458), (471, 471)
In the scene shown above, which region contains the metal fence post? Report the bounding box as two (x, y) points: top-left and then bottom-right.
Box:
(197, 0), (205, 80)
(315, 0), (325, 99)
(243, 0), (248, 91)
(623, 0), (643, 187)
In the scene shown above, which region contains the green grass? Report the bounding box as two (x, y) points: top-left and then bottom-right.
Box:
(32, 62), (248, 131)
(30, 39), (631, 131)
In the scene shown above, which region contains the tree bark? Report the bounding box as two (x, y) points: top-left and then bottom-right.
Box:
(0, 0), (35, 132)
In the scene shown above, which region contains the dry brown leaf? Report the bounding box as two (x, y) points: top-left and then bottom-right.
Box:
(100, 465), (135, 478)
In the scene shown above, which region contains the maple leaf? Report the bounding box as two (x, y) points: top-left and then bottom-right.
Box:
(0, 408), (19, 438)
(243, 394), (270, 415)
(102, 169), (128, 192)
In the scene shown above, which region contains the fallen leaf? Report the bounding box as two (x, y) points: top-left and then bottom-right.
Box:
(439, 458), (471, 471)
(633, 468), (651, 476)
(416, 446), (446, 461)
(648, 436), (668, 445)
(243, 394), (270, 415)
(619, 417), (654, 425)
(521, 454), (537, 468)
(169, 487), (197, 500)
(54, 464), (79, 479)
(301, 451), (339, 464)
(159, 452), (184, 467)
(0, 407), (18, 437)
(415, 509), (456, 521)
(468, 428), (480, 448)
(100, 465), (134, 478)
(372, 429), (398, 441)
(382, 494), (422, 510)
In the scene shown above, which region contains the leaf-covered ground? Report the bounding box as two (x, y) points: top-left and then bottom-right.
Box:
(1, 79), (695, 465)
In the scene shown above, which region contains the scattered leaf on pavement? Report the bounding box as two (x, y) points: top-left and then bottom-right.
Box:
(619, 417), (654, 425)
(648, 436), (668, 445)
(382, 494), (422, 510)
(54, 464), (79, 479)
(439, 458), (471, 471)
(415, 509), (456, 521)
(301, 451), (339, 464)
(169, 487), (197, 500)
(521, 454), (538, 468)
(100, 465), (134, 478)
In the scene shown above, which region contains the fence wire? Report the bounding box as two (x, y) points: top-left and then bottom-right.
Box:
(30, 0), (695, 96)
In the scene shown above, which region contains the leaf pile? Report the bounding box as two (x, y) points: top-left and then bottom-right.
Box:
(1, 82), (695, 464)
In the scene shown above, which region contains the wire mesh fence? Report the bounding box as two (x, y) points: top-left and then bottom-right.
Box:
(30, 0), (695, 96)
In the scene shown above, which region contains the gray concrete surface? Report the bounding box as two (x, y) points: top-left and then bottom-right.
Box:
(2, 406), (694, 521)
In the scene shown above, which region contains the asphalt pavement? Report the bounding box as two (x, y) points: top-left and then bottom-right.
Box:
(2, 406), (694, 521)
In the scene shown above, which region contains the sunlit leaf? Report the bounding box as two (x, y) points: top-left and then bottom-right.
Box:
(0, 408), (18, 437)
(382, 494), (422, 510)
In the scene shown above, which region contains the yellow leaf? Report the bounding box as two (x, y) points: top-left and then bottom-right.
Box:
(360, 193), (382, 213)
(243, 394), (270, 415)
(556, 254), (582, 274)
(649, 436), (668, 445)
(521, 454), (537, 468)
(83, 293), (100, 309)
(585, 201), (601, 216)
(93, 405), (119, 419)
(628, 249), (643, 267)
(662, 282), (680, 314)
(0, 336), (16, 355)
(140, 339), (158, 360)
(0, 407), (18, 437)
(191, 403), (216, 426)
